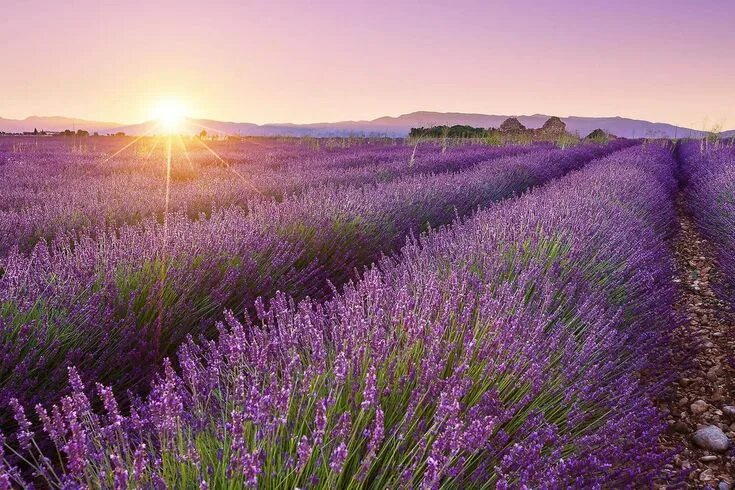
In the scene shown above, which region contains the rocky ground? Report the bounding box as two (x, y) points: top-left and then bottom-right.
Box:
(658, 194), (735, 488)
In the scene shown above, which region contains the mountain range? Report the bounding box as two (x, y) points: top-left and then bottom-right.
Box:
(1, 112), (732, 139)
(0, 116), (121, 134)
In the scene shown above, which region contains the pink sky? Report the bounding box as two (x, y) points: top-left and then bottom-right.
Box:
(2, 0), (734, 129)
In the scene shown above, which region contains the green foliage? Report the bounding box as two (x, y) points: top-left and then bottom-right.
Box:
(483, 131), (503, 146)
(584, 129), (609, 144)
(555, 133), (580, 148)
(409, 125), (488, 139)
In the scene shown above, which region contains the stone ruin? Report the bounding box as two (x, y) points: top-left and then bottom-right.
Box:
(540, 116), (566, 136)
(499, 117), (528, 133)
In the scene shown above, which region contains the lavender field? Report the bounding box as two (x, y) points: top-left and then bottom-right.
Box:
(0, 136), (734, 488)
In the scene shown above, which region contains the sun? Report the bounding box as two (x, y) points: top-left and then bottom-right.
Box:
(149, 98), (188, 133)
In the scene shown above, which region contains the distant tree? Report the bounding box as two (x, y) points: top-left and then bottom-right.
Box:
(63, 129), (74, 136)
(484, 130), (503, 146)
(93, 132), (99, 137)
(584, 129), (609, 143)
(199, 129), (208, 139)
(76, 129), (89, 137)
(33, 128), (38, 135)
(409, 125), (487, 139)
(115, 132), (126, 137)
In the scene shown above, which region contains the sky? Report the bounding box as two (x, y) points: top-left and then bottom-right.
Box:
(2, 0), (734, 129)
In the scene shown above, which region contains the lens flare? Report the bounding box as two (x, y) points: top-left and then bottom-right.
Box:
(149, 99), (188, 133)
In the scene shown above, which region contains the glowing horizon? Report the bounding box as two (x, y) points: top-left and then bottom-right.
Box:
(2, 0), (734, 131)
(148, 98), (189, 133)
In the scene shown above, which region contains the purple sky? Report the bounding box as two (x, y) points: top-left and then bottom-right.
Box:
(2, 0), (734, 129)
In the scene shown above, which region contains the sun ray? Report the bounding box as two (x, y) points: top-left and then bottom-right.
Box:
(187, 120), (227, 138)
(186, 119), (266, 149)
(163, 135), (173, 232)
(191, 134), (264, 196)
(143, 136), (161, 163)
(176, 134), (195, 172)
(104, 122), (162, 162)
(154, 134), (173, 357)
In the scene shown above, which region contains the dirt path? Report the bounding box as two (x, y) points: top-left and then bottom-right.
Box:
(658, 193), (735, 487)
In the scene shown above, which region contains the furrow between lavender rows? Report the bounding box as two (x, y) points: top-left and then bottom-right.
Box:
(677, 141), (735, 307)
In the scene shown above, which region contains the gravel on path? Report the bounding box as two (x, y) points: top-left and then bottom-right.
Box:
(657, 193), (735, 487)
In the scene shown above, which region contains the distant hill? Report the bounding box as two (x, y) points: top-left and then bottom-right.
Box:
(0, 116), (121, 134)
(1, 112), (730, 139)
(115, 112), (723, 139)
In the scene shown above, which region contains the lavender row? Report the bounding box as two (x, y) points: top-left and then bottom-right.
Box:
(0, 143), (678, 488)
(0, 138), (540, 255)
(678, 141), (735, 305)
(0, 141), (631, 412)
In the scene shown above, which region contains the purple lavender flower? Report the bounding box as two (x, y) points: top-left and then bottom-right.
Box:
(110, 453), (129, 490)
(0, 473), (11, 490)
(61, 400), (89, 477)
(35, 404), (65, 445)
(240, 450), (261, 487)
(97, 383), (123, 430)
(8, 398), (33, 450)
(132, 444), (148, 482)
(297, 435), (312, 469)
(0, 140), (683, 488)
(329, 442), (348, 474)
(361, 365), (377, 410)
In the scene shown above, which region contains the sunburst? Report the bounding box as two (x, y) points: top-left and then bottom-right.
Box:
(98, 107), (266, 356)
(149, 98), (188, 134)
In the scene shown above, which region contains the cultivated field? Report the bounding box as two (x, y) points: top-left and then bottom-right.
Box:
(0, 136), (734, 488)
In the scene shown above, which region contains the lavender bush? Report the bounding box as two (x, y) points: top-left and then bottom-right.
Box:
(0, 138), (540, 256)
(677, 141), (735, 306)
(0, 144), (679, 488)
(0, 140), (634, 413)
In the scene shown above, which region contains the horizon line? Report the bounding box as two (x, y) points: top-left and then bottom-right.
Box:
(1, 111), (730, 133)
